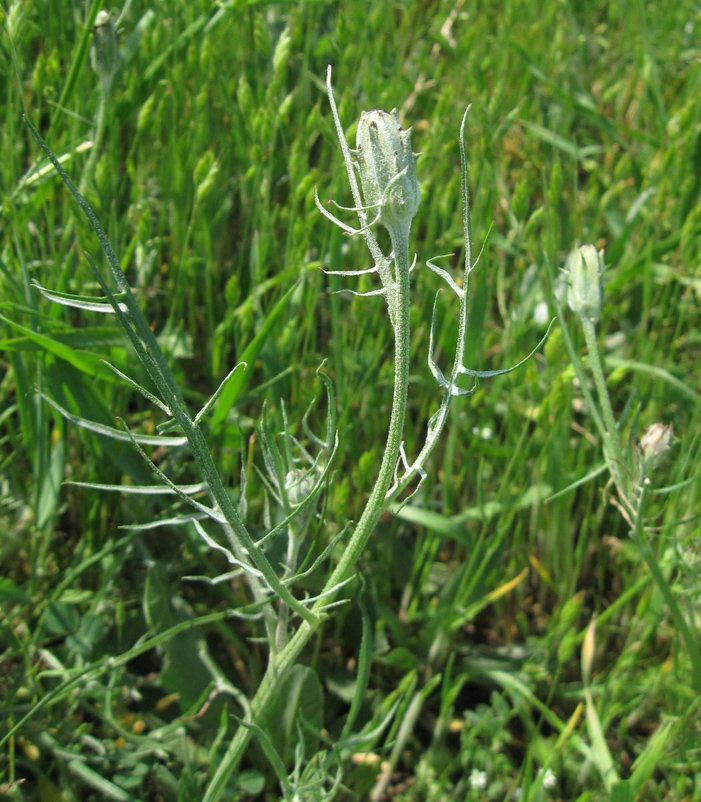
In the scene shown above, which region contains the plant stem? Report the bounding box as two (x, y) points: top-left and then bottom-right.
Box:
(580, 315), (629, 499)
(276, 533), (302, 652)
(325, 228), (411, 585)
(203, 229), (413, 802)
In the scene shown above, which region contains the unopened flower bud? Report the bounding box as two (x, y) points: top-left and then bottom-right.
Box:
(90, 11), (119, 86)
(637, 422), (673, 475)
(566, 244), (603, 323)
(355, 109), (421, 235)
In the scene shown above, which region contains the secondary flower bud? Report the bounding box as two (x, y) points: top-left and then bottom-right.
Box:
(566, 244), (603, 323)
(355, 109), (421, 234)
(637, 422), (673, 475)
(284, 469), (315, 506)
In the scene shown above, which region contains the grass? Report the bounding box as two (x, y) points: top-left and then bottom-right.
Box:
(2, 0), (701, 800)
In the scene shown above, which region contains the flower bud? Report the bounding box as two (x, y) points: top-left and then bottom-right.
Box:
(355, 109), (421, 235)
(637, 422), (673, 475)
(90, 11), (119, 87)
(566, 244), (603, 323)
(284, 469), (315, 506)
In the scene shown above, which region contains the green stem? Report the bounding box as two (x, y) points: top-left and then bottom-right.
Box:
(325, 228), (411, 586)
(580, 315), (629, 499)
(632, 483), (701, 691)
(203, 230), (413, 802)
(548, 296), (607, 447)
(275, 533), (302, 652)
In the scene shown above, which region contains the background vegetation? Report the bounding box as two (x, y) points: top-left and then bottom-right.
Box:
(1, 0), (700, 799)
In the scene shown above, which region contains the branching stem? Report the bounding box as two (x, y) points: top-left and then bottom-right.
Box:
(203, 225), (413, 802)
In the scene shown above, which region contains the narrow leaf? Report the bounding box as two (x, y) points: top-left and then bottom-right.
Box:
(32, 281), (127, 313)
(40, 393), (187, 447)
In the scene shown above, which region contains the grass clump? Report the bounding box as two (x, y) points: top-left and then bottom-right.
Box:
(2, 2), (700, 801)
